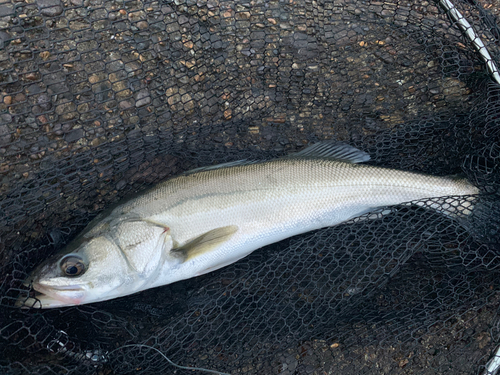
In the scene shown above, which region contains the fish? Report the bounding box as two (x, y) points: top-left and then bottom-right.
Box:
(17, 142), (479, 308)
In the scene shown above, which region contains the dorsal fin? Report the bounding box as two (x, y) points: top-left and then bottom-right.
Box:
(184, 141), (369, 175)
(290, 141), (370, 163)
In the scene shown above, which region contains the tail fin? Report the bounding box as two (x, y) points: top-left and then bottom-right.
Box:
(412, 193), (499, 246)
(413, 195), (477, 220)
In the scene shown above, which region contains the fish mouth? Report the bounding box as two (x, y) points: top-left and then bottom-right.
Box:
(16, 282), (86, 309)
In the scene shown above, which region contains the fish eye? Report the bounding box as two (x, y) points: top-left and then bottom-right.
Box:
(60, 255), (86, 277)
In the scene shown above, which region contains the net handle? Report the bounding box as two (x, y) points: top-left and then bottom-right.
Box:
(439, 0), (500, 85)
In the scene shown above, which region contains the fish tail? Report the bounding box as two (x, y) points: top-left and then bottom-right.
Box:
(414, 194), (477, 220)
(412, 190), (500, 247)
(410, 175), (479, 219)
(428, 175), (500, 246)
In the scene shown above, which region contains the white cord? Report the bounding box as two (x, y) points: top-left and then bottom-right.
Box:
(109, 344), (231, 375)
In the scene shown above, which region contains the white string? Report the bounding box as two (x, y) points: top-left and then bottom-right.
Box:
(109, 344), (231, 375)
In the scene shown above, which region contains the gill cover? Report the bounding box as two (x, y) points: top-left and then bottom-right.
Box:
(108, 219), (174, 280)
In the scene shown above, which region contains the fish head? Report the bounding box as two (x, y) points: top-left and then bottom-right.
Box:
(19, 220), (174, 308)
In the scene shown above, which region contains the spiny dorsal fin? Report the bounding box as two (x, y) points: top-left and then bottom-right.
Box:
(172, 225), (239, 261)
(290, 141), (370, 163)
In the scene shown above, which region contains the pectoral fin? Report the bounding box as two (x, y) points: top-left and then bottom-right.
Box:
(172, 225), (238, 261)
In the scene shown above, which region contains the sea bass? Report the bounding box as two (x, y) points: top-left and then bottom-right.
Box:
(18, 142), (479, 308)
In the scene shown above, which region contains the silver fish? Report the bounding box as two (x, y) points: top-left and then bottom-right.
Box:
(18, 142), (479, 308)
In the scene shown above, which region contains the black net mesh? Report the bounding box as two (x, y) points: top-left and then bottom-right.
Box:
(1, 0), (500, 373)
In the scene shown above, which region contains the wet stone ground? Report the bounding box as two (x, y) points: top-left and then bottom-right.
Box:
(0, 0), (499, 374)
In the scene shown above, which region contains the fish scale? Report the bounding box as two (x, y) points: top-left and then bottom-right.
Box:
(144, 157), (478, 288)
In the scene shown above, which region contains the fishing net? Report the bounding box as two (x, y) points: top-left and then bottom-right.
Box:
(1, 0), (500, 373)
